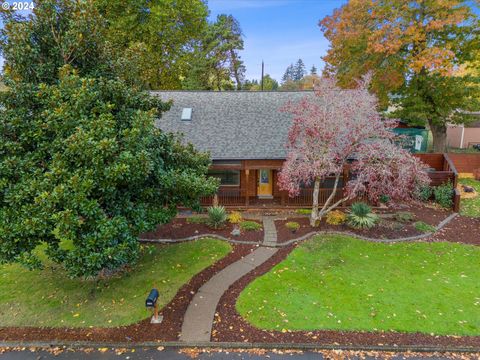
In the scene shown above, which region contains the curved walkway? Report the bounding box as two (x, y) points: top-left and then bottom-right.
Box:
(179, 216), (279, 342)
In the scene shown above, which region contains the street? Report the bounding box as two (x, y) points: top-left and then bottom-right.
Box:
(0, 347), (477, 360)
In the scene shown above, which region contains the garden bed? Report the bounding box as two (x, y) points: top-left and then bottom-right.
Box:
(0, 243), (257, 342)
(427, 215), (480, 246)
(276, 205), (452, 243)
(140, 218), (264, 242)
(212, 235), (480, 348)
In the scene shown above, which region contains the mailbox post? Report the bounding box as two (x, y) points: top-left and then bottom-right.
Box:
(145, 288), (162, 324)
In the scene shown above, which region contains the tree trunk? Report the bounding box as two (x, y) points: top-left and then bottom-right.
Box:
(310, 177), (320, 227)
(430, 122), (447, 153)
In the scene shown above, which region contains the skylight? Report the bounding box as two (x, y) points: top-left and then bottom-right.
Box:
(181, 108), (192, 121)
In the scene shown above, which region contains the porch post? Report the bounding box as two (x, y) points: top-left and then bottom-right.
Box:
(245, 169), (250, 206)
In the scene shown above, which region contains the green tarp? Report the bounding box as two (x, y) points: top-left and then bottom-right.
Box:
(393, 128), (429, 153)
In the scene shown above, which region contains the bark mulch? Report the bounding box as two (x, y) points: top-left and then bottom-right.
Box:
(0, 243), (258, 343)
(140, 218), (264, 243)
(426, 215), (480, 246)
(212, 244), (480, 349)
(275, 205), (453, 244)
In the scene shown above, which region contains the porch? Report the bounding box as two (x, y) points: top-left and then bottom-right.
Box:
(200, 154), (460, 211)
(200, 159), (347, 209)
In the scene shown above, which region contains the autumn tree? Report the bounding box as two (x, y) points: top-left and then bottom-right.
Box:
(278, 75), (430, 226)
(320, 0), (480, 152)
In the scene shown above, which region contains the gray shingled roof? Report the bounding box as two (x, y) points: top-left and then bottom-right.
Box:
(152, 91), (315, 160)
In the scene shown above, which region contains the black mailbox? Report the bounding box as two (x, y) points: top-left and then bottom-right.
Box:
(145, 288), (159, 308)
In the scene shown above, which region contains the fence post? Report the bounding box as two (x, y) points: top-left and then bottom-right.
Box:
(453, 188), (461, 213)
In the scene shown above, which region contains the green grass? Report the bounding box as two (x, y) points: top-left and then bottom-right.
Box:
(459, 178), (480, 217)
(237, 235), (480, 336)
(0, 239), (231, 328)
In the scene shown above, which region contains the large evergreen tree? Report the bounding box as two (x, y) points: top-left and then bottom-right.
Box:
(96, 0), (209, 89)
(0, 0), (109, 84)
(0, 0), (218, 277)
(282, 63), (295, 83)
(320, 0), (480, 151)
(293, 58), (306, 81)
(182, 14), (246, 90)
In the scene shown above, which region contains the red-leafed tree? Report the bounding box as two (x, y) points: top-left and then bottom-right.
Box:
(278, 75), (430, 226)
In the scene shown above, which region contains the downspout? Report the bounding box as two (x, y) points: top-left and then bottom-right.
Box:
(460, 125), (465, 149)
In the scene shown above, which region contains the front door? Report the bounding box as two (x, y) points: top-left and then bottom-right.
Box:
(257, 169), (273, 198)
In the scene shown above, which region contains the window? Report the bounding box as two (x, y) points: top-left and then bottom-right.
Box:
(208, 170), (240, 186)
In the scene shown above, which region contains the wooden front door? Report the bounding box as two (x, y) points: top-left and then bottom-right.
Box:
(257, 169), (273, 197)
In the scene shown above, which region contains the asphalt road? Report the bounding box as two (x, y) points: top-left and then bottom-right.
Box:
(0, 348), (475, 360)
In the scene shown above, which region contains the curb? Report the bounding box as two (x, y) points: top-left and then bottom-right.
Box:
(1, 340), (479, 353)
(139, 213), (459, 248)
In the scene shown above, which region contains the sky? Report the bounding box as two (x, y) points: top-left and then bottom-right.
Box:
(0, 0), (346, 81)
(208, 0), (347, 82)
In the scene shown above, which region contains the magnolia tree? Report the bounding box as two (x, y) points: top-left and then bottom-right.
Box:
(278, 75), (430, 226)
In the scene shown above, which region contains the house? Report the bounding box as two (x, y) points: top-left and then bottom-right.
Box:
(153, 91), (457, 208)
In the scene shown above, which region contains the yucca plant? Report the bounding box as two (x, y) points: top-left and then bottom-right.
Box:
(347, 202), (378, 229)
(207, 206), (227, 229)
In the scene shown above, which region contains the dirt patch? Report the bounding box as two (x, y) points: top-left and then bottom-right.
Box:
(212, 244), (480, 348)
(275, 205), (452, 243)
(0, 243), (257, 343)
(141, 218), (264, 243)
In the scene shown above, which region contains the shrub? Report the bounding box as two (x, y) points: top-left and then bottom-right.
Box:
(326, 210), (347, 225)
(347, 202), (378, 229)
(296, 209), (312, 215)
(414, 221), (436, 233)
(415, 184), (433, 202)
(207, 206), (227, 229)
(380, 220), (405, 231)
(239, 221), (262, 231)
(285, 221), (300, 232)
(394, 211), (415, 223)
(186, 216), (207, 224)
(434, 181), (454, 208)
(228, 211), (243, 224)
(379, 194), (390, 204)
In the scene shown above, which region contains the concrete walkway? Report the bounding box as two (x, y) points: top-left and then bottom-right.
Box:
(262, 216), (278, 247)
(180, 246), (278, 342)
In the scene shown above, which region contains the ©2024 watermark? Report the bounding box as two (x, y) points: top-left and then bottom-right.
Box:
(2, 1), (35, 10)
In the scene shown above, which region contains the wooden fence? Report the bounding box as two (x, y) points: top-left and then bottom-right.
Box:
(447, 153), (480, 174)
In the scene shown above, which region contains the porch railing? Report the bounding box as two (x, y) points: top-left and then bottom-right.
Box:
(200, 188), (246, 207)
(284, 188), (345, 207)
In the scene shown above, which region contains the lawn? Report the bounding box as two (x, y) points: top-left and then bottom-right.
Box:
(459, 178), (480, 217)
(237, 235), (480, 336)
(0, 239), (231, 328)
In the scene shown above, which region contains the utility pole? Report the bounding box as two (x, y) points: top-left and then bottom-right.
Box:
(261, 60), (264, 91)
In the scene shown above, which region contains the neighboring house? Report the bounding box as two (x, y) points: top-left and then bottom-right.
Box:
(447, 117), (480, 149)
(153, 91), (456, 208)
